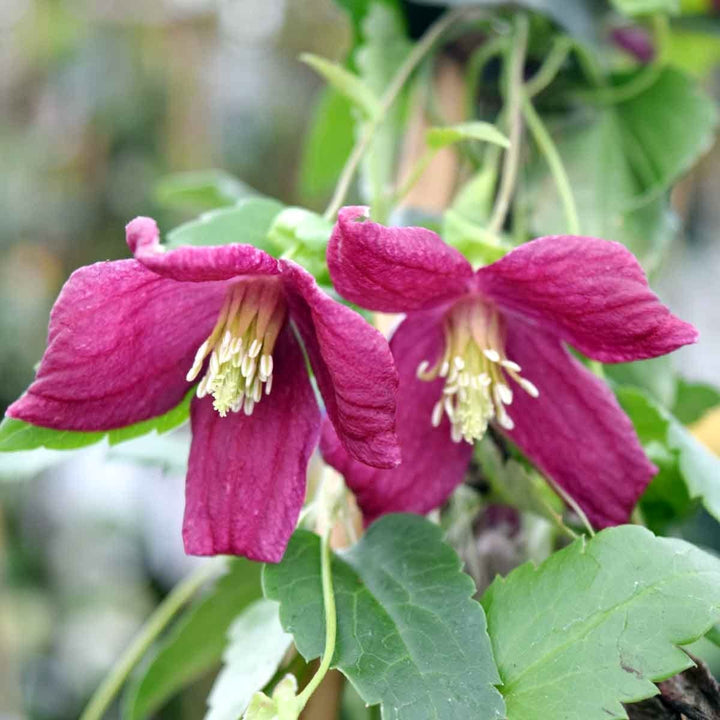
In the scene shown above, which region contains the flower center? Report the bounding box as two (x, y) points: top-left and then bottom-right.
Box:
(416, 297), (539, 444)
(186, 279), (286, 417)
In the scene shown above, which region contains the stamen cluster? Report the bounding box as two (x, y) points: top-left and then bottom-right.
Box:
(417, 298), (538, 443)
(186, 280), (286, 417)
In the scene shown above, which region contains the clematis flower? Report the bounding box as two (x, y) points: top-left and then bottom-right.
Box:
(6, 217), (399, 562)
(321, 206), (697, 528)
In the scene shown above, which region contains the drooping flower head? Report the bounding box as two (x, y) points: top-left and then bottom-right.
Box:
(7, 216), (400, 562)
(321, 206), (698, 528)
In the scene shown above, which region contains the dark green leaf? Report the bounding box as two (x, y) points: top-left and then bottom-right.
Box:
(0, 390), (192, 452)
(264, 514), (505, 720)
(154, 170), (255, 213)
(205, 599), (292, 720)
(482, 525), (720, 720)
(124, 558), (263, 720)
(672, 379), (720, 425)
(617, 387), (720, 525)
(529, 68), (716, 271)
(165, 197), (284, 251)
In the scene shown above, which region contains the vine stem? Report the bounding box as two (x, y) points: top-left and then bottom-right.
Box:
(521, 95), (580, 235)
(487, 13), (529, 236)
(79, 558), (226, 720)
(322, 7), (469, 222)
(295, 529), (337, 709)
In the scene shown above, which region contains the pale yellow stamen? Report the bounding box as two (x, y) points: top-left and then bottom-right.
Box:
(416, 298), (538, 444)
(188, 279), (286, 417)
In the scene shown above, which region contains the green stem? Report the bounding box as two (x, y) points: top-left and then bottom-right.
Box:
(80, 558), (226, 720)
(525, 36), (572, 98)
(295, 530), (337, 709)
(576, 14), (669, 105)
(546, 475), (596, 538)
(322, 8), (468, 222)
(521, 95), (580, 235)
(487, 14), (529, 236)
(392, 147), (436, 204)
(464, 35), (507, 118)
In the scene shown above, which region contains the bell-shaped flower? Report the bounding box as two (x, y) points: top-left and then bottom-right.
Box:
(321, 206), (697, 528)
(6, 217), (400, 561)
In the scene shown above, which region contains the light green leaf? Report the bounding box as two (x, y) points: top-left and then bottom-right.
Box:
(426, 122), (510, 150)
(155, 170), (254, 213)
(482, 525), (720, 720)
(604, 355), (677, 408)
(263, 514), (505, 720)
(443, 165), (512, 265)
(166, 197), (285, 251)
(267, 207), (333, 251)
(672, 378), (720, 425)
(355, 2), (411, 223)
(0, 390), (192, 453)
(243, 675), (299, 720)
(206, 599), (293, 720)
(301, 54), (381, 119)
(617, 387), (720, 524)
(529, 67), (716, 271)
(298, 87), (355, 205)
(124, 558), (263, 720)
(611, 0), (679, 15)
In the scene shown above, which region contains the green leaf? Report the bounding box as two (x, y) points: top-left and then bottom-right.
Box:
(0, 390), (192, 452)
(443, 165), (513, 266)
(482, 525), (720, 720)
(529, 67), (716, 271)
(672, 378), (720, 425)
(206, 599), (293, 720)
(166, 197), (285, 251)
(298, 87), (355, 205)
(124, 558), (263, 720)
(611, 0), (679, 15)
(267, 207), (333, 252)
(604, 355), (677, 408)
(264, 514), (505, 720)
(617, 387), (720, 525)
(301, 54), (381, 119)
(409, 0), (602, 42)
(475, 437), (563, 522)
(355, 2), (411, 223)
(155, 170), (255, 213)
(426, 122), (510, 150)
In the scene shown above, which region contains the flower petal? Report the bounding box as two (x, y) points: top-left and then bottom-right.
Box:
(328, 206), (473, 312)
(320, 311), (473, 521)
(501, 318), (657, 528)
(475, 235), (697, 362)
(127, 216), (280, 282)
(7, 260), (224, 430)
(281, 259), (400, 469)
(183, 326), (320, 562)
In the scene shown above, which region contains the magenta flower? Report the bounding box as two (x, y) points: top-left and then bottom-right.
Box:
(321, 206), (698, 528)
(6, 217), (399, 562)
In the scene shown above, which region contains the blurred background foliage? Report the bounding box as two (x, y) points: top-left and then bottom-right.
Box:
(0, 0), (719, 718)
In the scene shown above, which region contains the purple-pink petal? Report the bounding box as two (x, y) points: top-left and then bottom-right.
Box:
(183, 326), (320, 562)
(7, 260), (223, 430)
(320, 310), (473, 521)
(328, 206), (473, 312)
(475, 234), (698, 363)
(501, 317), (657, 528)
(281, 259), (400, 470)
(127, 216), (280, 283)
